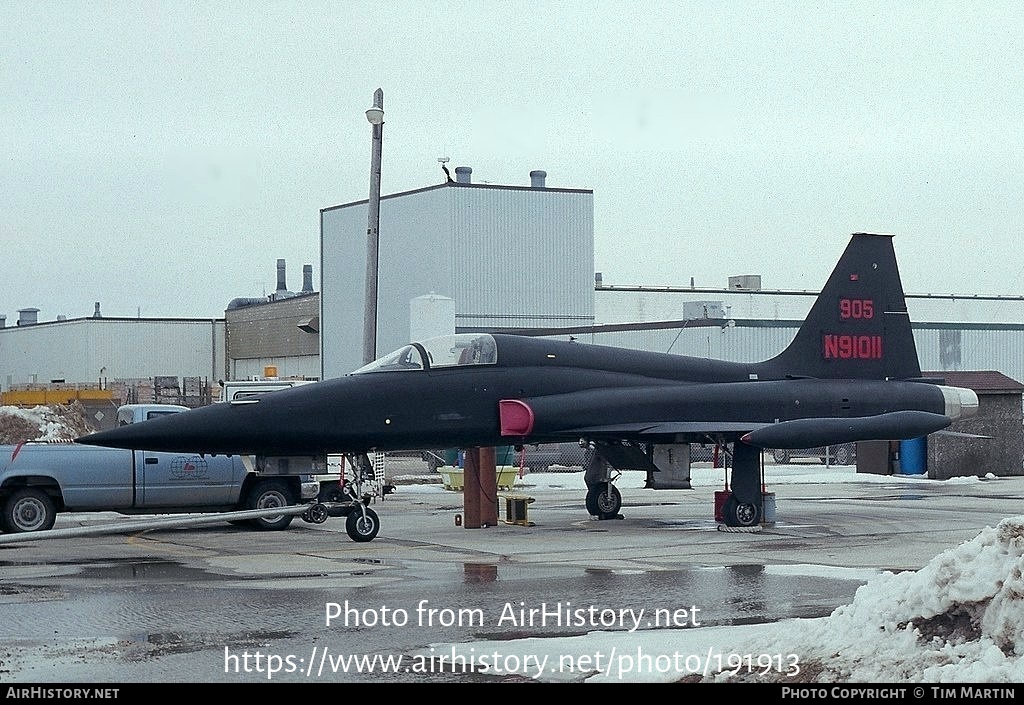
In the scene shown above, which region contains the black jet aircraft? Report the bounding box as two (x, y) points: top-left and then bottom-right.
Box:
(79, 233), (978, 526)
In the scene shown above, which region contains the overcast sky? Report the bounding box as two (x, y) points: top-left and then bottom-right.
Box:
(4, 1), (1024, 320)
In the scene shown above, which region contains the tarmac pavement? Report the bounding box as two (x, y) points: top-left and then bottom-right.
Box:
(2, 461), (1022, 683)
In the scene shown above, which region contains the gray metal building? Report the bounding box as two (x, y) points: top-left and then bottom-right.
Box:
(225, 295), (320, 381)
(224, 260), (321, 381)
(548, 287), (1024, 386)
(0, 313), (224, 392)
(319, 168), (594, 378)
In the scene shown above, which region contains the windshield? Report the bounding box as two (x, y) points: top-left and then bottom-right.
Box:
(352, 344), (425, 373)
(352, 333), (498, 374)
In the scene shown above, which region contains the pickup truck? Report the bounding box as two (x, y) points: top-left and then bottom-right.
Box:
(0, 403), (319, 534)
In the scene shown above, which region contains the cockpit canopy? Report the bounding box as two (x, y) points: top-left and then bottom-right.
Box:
(352, 333), (498, 374)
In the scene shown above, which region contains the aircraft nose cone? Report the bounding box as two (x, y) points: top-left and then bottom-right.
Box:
(77, 422), (177, 451)
(76, 404), (230, 453)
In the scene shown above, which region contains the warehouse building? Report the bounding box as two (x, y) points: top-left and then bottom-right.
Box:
(0, 306), (224, 400)
(319, 167), (594, 378)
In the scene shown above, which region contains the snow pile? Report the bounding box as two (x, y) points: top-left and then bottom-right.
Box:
(0, 403), (94, 443)
(721, 516), (1024, 682)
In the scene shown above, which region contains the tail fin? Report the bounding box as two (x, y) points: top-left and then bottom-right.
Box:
(762, 232), (921, 381)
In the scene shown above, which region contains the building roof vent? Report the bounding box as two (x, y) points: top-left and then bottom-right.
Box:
(17, 308), (39, 326)
(728, 275), (762, 291)
(454, 166), (472, 184)
(302, 264), (314, 293)
(276, 259), (288, 293)
(272, 259), (296, 301)
(530, 170), (547, 188)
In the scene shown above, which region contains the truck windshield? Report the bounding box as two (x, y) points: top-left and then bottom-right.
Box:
(352, 334), (497, 374)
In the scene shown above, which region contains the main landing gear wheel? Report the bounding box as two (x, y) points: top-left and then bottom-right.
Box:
(585, 482), (622, 520)
(723, 494), (761, 528)
(346, 507), (380, 542)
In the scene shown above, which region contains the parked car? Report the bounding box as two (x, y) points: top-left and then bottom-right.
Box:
(771, 443), (856, 465)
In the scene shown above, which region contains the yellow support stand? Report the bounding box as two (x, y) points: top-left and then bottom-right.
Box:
(501, 494), (535, 526)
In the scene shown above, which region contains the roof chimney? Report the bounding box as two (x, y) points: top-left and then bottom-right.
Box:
(302, 264), (314, 293)
(276, 259), (288, 293)
(0, 315), (6, 329)
(530, 170), (547, 188)
(92, 302), (102, 318)
(17, 308), (39, 326)
(454, 166), (472, 184)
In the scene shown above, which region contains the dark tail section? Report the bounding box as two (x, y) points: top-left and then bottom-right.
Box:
(761, 232), (921, 381)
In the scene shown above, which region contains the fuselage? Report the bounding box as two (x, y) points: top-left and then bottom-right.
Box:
(78, 333), (968, 456)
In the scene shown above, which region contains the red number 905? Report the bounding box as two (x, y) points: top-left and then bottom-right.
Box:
(840, 298), (873, 319)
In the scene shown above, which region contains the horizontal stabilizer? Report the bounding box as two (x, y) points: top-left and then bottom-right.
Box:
(934, 430), (993, 440)
(741, 411), (952, 449)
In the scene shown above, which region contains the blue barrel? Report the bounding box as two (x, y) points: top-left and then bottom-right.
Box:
(899, 437), (927, 475)
(495, 445), (517, 466)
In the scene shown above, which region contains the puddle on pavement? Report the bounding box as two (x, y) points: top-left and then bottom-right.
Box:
(75, 559), (223, 582)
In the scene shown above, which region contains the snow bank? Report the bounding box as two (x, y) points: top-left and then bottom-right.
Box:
(724, 516), (1024, 682)
(0, 404), (92, 443)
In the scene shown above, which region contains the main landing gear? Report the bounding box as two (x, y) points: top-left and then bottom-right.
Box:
(583, 445), (623, 520)
(719, 442), (764, 528)
(585, 482), (622, 520)
(580, 439), (766, 528)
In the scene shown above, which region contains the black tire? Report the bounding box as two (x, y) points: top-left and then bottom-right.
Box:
(2, 488), (57, 533)
(834, 445), (852, 465)
(345, 507), (380, 542)
(245, 480), (295, 531)
(723, 494), (761, 527)
(772, 449), (790, 464)
(585, 482), (621, 520)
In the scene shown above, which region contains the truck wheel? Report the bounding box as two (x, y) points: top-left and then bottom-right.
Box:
(345, 507), (380, 542)
(2, 488), (57, 533)
(246, 480), (295, 531)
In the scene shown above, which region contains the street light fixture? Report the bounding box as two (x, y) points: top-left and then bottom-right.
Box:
(363, 88), (384, 365)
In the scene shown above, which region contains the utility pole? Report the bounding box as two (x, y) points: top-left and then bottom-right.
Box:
(363, 88), (384, 365)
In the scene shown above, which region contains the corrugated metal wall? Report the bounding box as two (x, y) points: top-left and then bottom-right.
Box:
(320, 180), (594, 378)
(450, 187), (593, 329)
(0, 318), (225, 391)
